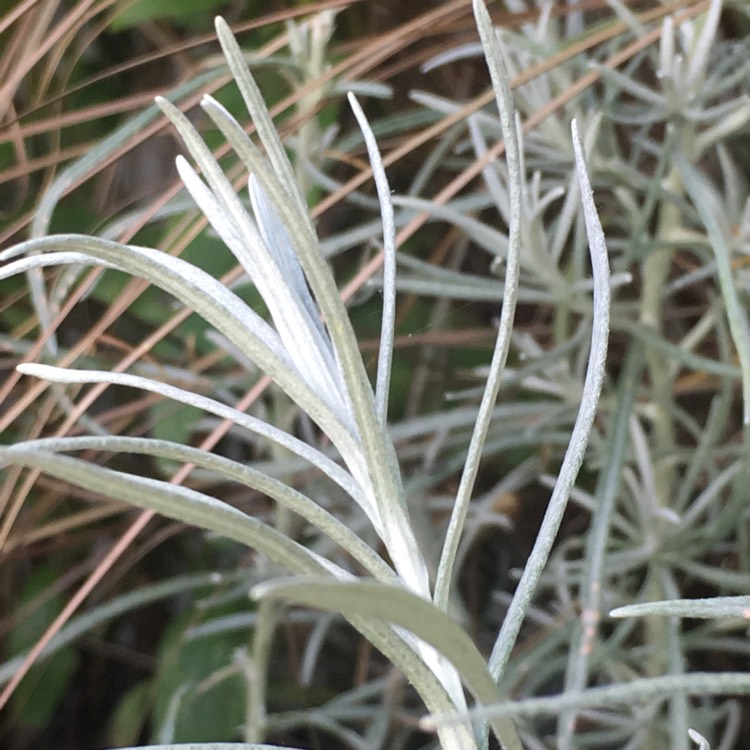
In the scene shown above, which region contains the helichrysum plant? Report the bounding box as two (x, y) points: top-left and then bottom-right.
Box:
(3, 1), (750, 748)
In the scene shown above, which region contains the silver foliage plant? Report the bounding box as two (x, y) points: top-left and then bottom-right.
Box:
(0, 2), (612, 749)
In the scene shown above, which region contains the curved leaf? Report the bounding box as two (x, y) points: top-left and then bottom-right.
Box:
(252, 577), (520, 749)
(0, 236), (361, 468)
(0, 448), (337, 578)
(10, 435), (394, 583)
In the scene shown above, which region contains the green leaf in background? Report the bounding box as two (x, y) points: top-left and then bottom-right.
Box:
(108, 679), (152, 746)
(151, 609), (248, 743)
(7, 564), (78, 730)
(151, 400), (202, 447)
(109, 0), (232, 31)
(150, 401), (203, 476)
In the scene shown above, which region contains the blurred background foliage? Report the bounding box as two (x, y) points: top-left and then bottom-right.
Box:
(2, 1), (750, 748)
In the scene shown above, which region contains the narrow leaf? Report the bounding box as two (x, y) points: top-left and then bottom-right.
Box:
(435, 0), (523, 614)
(488, 117), (611, 683)
(611, 596), (750, 619)
(347, 92), (397, 426)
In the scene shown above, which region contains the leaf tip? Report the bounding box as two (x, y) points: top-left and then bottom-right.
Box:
(16, 363), (45, 378)
(571, 117), (580, 144)
(155, 95), (177, 119)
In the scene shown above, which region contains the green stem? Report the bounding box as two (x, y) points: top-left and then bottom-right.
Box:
(639, 167), (681, 505)
(638, 162), (690, 750)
